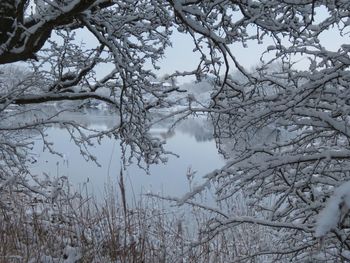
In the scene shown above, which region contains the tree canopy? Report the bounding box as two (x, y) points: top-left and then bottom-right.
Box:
(2, 0), (350, 261)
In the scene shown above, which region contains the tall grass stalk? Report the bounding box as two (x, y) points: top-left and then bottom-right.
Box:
(0, 173), (269, 262)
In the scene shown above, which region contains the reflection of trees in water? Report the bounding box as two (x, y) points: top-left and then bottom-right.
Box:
(5, 105), (119, 131)
(159, 129), (175, 140)
(177, 118), (213, 142)
(51, 109), (118, 130)
(3, 106), (214, 148)
(0, 105), (118, 177)
(144, 114), (214, 142)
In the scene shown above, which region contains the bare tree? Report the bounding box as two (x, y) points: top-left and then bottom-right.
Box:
(0, 0), (176, 171)
(166, 1), (350, 261)
(0, 0), (177, 223)
(2, 0), (350, 261)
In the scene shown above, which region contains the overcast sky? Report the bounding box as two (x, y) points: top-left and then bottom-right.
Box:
(49, 5), (347, 86)
(156, 24), (345, 84)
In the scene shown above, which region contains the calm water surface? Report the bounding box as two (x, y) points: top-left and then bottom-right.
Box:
(30, 110), (225, 200)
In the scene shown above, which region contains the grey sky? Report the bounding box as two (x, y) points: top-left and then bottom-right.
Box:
(54, 6), (348, 86)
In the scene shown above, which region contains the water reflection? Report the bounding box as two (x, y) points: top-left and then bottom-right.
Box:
(29, 109), (224, 200)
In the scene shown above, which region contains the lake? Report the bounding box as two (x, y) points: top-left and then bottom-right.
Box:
(29, 108), (225, 201)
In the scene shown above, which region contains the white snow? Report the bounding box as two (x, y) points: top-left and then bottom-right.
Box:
(315, 180), (350, 237)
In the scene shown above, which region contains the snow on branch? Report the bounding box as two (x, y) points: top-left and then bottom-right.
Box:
(315, 181), (350, 238)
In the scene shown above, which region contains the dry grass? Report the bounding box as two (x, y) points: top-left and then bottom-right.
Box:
(0, 170), (263, 263)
